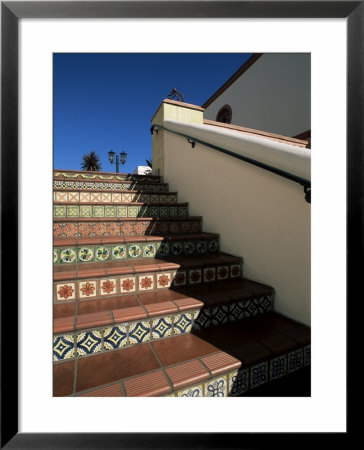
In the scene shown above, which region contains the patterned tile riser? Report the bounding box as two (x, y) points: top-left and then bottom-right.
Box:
(53, 219), (202, 238)
(193, 295), (274, 330)
(54, 264), (242, 302)
(54, 204), (188, 219)
(167, 348), (310, 397)
(54, 172), (159, 182)
(54, 191), (178, 204)
(53, 239), (220, 265)
(54, 180), (169, 192)
(53, 311), (199, 361)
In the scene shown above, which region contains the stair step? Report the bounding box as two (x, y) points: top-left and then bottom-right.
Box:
(53, 279), (274, 362)
(54, 169), (160, 183)
(53, 253), (243, 302)
(53, 233), (220, 264)
(54, 217), (203, 238)
(54, 179), (169, 193)
(53, 190), (178, 204)
(53, 203), (189, 219)
(53, 312), (310, 397)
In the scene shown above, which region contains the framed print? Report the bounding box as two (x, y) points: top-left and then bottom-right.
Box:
(1, 1), (361, 448)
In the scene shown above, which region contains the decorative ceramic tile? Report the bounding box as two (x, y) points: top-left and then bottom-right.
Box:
(177, 385), (203, 397)
(80, 205), (92, 217)
(189, 269), (202, 285)
(117, 206), (128, 217)
(90, 192), (102, 202)
(184, 241), (195, 255)
(250, 362), (268, 389)
(171, 242), (183, 256)
(112, 193), (122, 202)
(173, 313), (193, 335)
(208, 239), (219, 253)
(230, 264), (241, 278)
(78, 247), (94, 263)
(76, 330), (102, 356)
(140, 194), (151, 202)
(103, 325), (127, 350)
(205, 376), (227, 397)
(173, 271), (186, 287)
(230, 302), (245, 322)
(56, 283), (76, 301)
(304, 345), (311, 366)
(157, 272), (172, 289)
(128, 321), (151, 344)
(143, 243), (157, 258)
(120, 277), (136, 293)
(257, 296), (273, 313)
(128, 244), (142, 259)
(101, 193), (112, 202)
(245, 299), (259, 317)
(95, 246), (110, 261)
(139, 275), (154, 291)
(67, 205), (79, 217)
(112, 245), (127, 260)
(270, 355), (287, 380)
(80, 192), (91, 202)
(128, 206), (139, 218)
(53, 335), (75, 361)
(203, 267), (216, 283)
(79, 281), (97, 299)
(105, 206), (116, 217)
(210, 305), (230, 325)
(158, 242), (170, 257)
(151, 317), (173, 339)
(287, 349), (303, 373)
(121, 193), (132, 202)
(93, 206), (104, 217)
(228, 369), (249, 396)
(193, 309), (211, 330)
(196, 241), (207, 254)
(150, 207), (159, 217)
(53, 249), (59, 263)
(160, 206), (169, 217)
(179, 206), (188, 217)
(100, 278), (117, 296)
(55, 191), (68, 202)
(54, 205), (66, 217)
(60, 248), (77, 264)
(217, 266), (229, 280)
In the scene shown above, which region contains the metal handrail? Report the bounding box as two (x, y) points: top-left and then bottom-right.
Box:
(151, 123), (311, 203)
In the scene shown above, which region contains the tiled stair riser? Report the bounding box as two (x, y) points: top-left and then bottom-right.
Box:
(54, 191), (177, 204)
(166, 346), (311, 397)
(54, 264), (242, 302)
(54, 204), (188, 219)
(54, 180), (168, 192)
(53, 295), (272, 361)
(54, 172), (160, 182)
(53, 238), (219, 264)
(53, 311), (199, 362)
(54, 219), (202, 238)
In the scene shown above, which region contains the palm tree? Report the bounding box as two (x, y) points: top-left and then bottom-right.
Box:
(81, 151), (102, 172)
(146, 157), (152, 169)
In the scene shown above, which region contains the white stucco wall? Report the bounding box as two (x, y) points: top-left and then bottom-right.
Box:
(204, 53), (311, 137)
(154, 121), (311, 326)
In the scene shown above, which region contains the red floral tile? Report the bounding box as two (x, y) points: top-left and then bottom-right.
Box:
(139, 275), (154, 291)
(100, 278), (117, 296)
(120, 277), (136, 293)
(79, 281), (97, 299)
(56, 283), (76, 301)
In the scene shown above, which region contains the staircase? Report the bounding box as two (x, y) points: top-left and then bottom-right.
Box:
(53, 169), (310, 397)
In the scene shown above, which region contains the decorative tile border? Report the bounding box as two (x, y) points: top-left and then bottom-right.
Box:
(54, 204), (188, 219)
(54, 264), (240, 302)
(53, 310), (200, 361)
(54, 191), (178, 204)
(54, 180), (169, 192)
(193, 295), (273, 330)
(54, 219), (202, 238)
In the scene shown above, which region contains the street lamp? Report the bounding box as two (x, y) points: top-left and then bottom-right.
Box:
(108, 150), (127, 173)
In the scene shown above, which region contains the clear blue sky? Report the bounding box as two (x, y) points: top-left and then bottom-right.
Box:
(53, 53), (252, 173)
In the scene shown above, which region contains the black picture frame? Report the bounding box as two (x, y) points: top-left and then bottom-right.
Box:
(1, 1), (360, 448)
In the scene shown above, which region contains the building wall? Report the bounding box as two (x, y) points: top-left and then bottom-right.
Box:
(204, 53), (311, 137)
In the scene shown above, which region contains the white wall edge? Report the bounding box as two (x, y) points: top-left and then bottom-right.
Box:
(163, 119), (311, 181)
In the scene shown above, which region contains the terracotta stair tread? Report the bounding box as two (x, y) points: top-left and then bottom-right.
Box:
(53, 232), (219, 247)
(53, 252), (242, 280)
(53, 313), (310, 397)
(53, 278), (272, 334)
